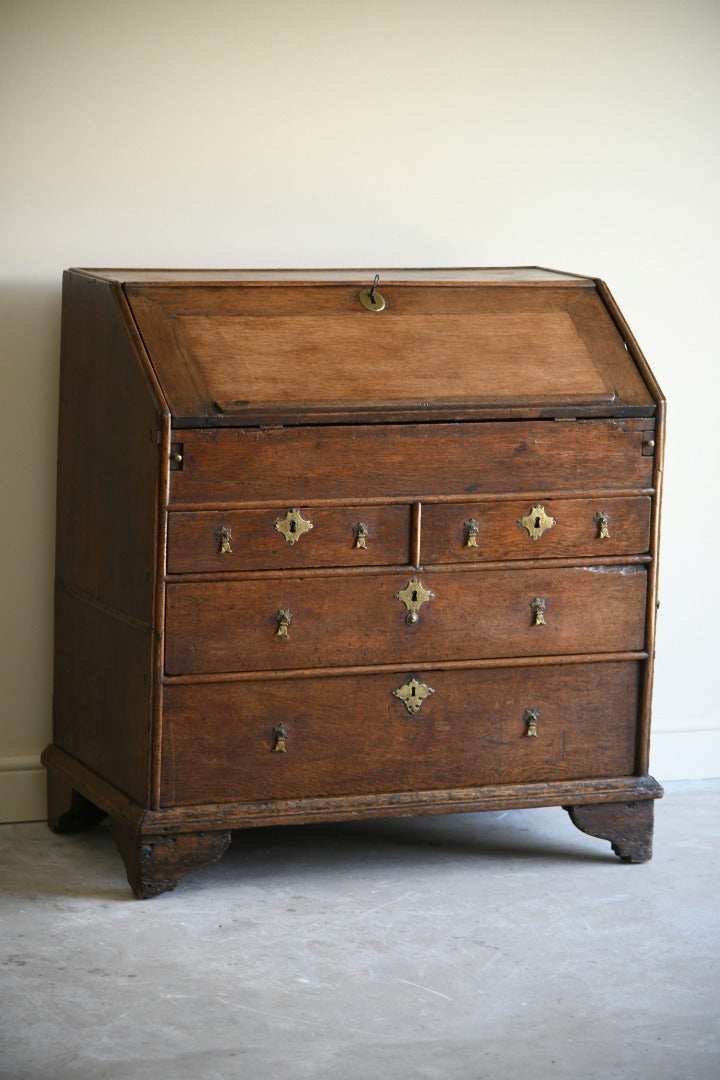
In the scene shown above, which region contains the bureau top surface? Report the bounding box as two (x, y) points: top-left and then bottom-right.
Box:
(69, 267), (657, 425)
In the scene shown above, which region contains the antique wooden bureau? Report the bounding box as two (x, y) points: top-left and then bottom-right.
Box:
(43, 267), (664, 898)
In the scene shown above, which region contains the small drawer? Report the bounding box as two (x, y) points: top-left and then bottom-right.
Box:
(421, 496), (651, 563)
(167, 504), (411, 573)
(164, 564), (647, 675)
(160, 661), (640, 806)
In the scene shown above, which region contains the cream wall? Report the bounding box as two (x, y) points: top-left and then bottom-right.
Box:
(1, 0), (718, 821)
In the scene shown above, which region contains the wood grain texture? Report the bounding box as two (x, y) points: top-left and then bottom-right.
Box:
(122, 275), (653, 423)
(160, 661), (640, 806)
(170, 420), (654, 505)
(164, 564), (647, 675)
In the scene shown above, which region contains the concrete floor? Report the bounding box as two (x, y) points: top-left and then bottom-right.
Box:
(1, 781), (718, 1080)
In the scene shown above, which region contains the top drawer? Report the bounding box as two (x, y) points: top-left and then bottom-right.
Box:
(169, 419), (655, 505)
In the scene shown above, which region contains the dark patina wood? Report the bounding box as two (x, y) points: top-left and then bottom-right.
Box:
(565, 800), (655, 863)
(45, 267), (664, 896)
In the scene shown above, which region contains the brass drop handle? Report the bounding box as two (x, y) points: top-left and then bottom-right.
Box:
(395, 578), (435, 625)
(464, 518), (480, 548)
(354, 522), (369, 549)
(530, 597), (547, 626)
(275, 608), (293, 637)
(215, 525), (232, 554)
(271, 723), (289, 753)
(523, 708), (539, 737)
(595, 510), (610, 540)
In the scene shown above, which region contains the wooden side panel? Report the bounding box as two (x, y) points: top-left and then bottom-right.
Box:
(54, 587), (153, 804)
(160, 661), (641, 805)
(169, 420), (655, 505)
(55, 272), (165, 620)
(52, 272), (165, 802)
(164, 565), (647, 675)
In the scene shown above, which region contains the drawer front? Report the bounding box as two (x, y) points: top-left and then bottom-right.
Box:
(169, 419), (654, 505)
(167, 504), (411, 573)
(160, 661), (640, 806)
(164, 565), (647, 675)
(421, 496), (651, 563)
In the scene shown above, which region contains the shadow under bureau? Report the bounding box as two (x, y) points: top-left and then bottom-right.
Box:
(43, 267), (665, 898)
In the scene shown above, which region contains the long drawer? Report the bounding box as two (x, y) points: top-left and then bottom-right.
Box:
(164, 565), (647, 675)
(169, 419), (654, 505)
(160, 661), (640, 806)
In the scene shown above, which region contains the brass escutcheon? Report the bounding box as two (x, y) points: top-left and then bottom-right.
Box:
(393, 676), (435, 715)
(358, 274), (386, 312)
(518, 504), (556, 541)
(275, 608), (293, 637)
(395, 578), (435, 625)
(275, 508), (313, 545)
(530, 597), (547, 626)
(354, 522), (369, 549)
(595, 510), (610, 540)
(215, 525), (232, 554)
(523, 708), (540, 737)
(464, 518), (480, 548)
(271, 723), (289, 752)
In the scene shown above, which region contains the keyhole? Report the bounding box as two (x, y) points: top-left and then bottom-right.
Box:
(411, 685), (416, 697)
(534, 516), (541, 530)
(289, 520), (296, 534)
(411, 589), (418, 603)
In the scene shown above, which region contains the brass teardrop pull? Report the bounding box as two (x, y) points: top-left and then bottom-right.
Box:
(595, 510), (610, 540)
(464, 517), (480, 548)
(530, 597), (547, 626)
(523, 708), (539, 737)
(275, 608), (293, 637)
(354, 522), (369, 549)
(215, 525), (232, 554)
(271, 723), (289, 752)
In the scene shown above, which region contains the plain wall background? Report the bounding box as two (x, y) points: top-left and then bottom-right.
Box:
(1, 0), (719, 821)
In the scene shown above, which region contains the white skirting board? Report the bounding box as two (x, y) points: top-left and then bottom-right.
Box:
(0, 757), (47, 823)
(0, 733), (718, 823)
(650, 725), (720, 783)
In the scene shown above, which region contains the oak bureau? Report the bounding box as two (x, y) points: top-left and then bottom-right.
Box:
(43, 267), (665, 898)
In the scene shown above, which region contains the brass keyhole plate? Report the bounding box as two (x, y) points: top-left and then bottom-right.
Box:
(393, 677), (435, 715)
(275, 509), (313, 545)
(395, 578), (435, 625)
(518, 504), (556, 541)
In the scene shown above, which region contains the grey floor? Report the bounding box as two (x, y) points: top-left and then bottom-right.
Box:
(1, 781), (718, 1080)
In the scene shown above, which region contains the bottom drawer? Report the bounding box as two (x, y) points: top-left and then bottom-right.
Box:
(160, 661), (640, 806)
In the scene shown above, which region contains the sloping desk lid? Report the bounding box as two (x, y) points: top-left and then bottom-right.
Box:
(113, 268), (654, 425)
